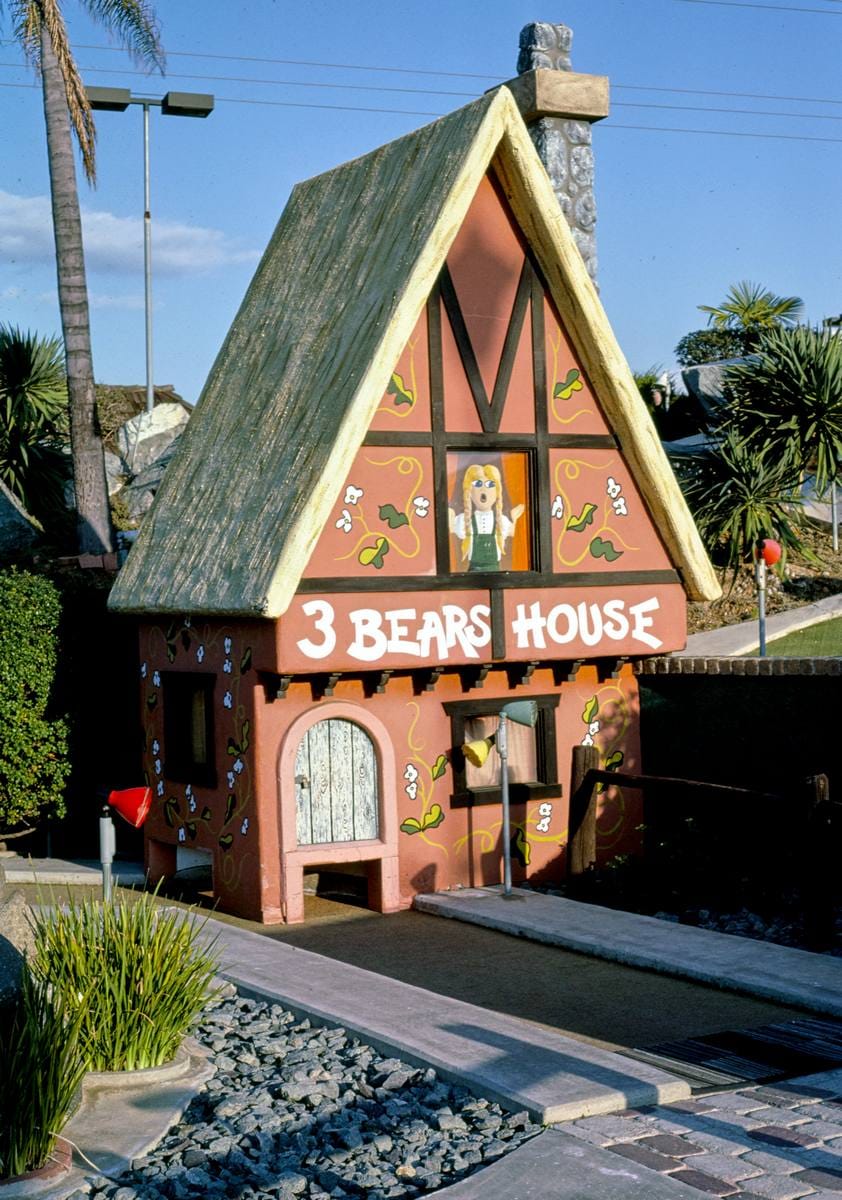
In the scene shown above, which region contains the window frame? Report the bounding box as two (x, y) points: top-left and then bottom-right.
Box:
(161, 671), (217, 788)
(443, 693), (561, 809)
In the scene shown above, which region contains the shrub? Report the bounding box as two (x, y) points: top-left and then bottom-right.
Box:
(0, 969), (85, 1179)
(31, 891), (219, 1071)
(0, 570), (70, 832)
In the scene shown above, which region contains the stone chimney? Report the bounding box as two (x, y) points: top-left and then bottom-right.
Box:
(503, 22), (609, 283)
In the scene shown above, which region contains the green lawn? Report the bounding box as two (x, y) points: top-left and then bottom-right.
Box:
(763, 614), (842, 656)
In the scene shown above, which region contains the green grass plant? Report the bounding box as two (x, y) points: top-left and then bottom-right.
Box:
(762, 615), (842, 657)
(0, 969), (86, 1179)
(31, 890), (219, 1072)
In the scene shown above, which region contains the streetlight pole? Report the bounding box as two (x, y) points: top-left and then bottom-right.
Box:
(85, 88), (214, 414)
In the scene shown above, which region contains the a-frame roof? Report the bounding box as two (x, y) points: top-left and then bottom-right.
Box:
(109, 87), (720, 616)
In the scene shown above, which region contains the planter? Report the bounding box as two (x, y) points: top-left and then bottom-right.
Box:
(83, 1042), (193, 1090)
(0, 1137), (71, 1197)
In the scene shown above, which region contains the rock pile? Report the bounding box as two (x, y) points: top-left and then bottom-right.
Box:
(86, 993), (540, 1200)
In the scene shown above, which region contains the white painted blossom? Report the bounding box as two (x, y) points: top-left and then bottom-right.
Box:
(335, 508), (353, 533)
(536, 817), (551, 833)
(612, 497), (628, 517)
(223, 691), (233, 709)
(606, 476), (622, 499)
(588, 721), (600, 736)
(581, 733), (594, 747)
(140, 662), (148, 679)
(413, 496), (430, 518)
(227, 771), (236, 789)
(551, 495), (564, 520)
(183, 616), (192, 628)
(152, 739), (160, 755)
(224, 636), (232, 654)
(223, 659), (232, 674)
(152, 670), (161, 687)
(196, 644), (205, 663)
(185, 783), (192, 797)
(241, 818), (249, 836)
(233, 758), (244, 774)
(156, 781), (164, 797)
(189, 797), (197, 813)
(403, 763), (419, 783)
(177, 827), (186, 843)
(405, 781), (418, 801)
(154, 758), (162, 775)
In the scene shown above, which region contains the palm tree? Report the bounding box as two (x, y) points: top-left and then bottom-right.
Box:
(698, 281), (803, 341)
(0, 324), (70, 526)
(4, 0), (162, 555)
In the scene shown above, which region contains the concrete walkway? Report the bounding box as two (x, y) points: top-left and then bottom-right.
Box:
(677, 592), (842, 657)
(1, 856), (147, 888)
(415, 887), (842, 1018)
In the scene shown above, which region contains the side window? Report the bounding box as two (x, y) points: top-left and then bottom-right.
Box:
(162, 672), (216, 787)
(444, 694), (560, 808)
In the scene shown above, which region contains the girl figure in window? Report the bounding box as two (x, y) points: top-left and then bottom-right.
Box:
(448, 463), (524, 572)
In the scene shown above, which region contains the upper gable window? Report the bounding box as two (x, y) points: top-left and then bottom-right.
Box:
(446, 450), (532, 573)
(162, 672), (216, 787)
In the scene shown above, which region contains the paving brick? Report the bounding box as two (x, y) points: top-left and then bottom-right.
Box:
(639, 1133), (706, 1157)
(669, 1167), (741, 1195)
(795, 1105), (842, 1126)
(570, 1114), (655, 1139)
(751, 1126), (825, 1150)
(709, 1096), (776, 1116)
(737, 1174), (817, 1199)
(743, 1150), (806, 1175)
(664, 1098), (721, 1115)
(794, 1122), (842, 1141)
(648, 1114), (697, 1135)
(688, 1153), (764, 1184)
(693, 1131), (763, 1156)
(793, 1168), (842, 1191)
(755, 1088), (830, 1108)
(605, 1142), (681, 1172)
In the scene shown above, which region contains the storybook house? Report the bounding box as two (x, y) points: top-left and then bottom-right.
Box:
(109, 87), (719, 922)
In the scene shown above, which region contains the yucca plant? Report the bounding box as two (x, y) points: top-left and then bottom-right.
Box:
(0, 969), (85, 1179)
(30, 892), (219, 1072)
(678, 429), (806, 576)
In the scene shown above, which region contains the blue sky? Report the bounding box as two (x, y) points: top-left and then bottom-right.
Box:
(2, 0), (841, 403)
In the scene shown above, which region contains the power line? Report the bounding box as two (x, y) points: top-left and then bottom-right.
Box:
(607, 121), (842, 142)
(673, 0), (842, 13)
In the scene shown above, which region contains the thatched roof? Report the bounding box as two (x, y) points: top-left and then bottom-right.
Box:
(110, 88), (719, 616)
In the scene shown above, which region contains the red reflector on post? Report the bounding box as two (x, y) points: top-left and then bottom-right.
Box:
(108, 786), (153, 828)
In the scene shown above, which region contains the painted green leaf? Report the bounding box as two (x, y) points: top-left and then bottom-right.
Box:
(400, 817), (423, 835)
(386, 371), (414, 407)
(582, 696), (599, 725)
(359, 536), (390, 569)
(240, 720), (251, 753)
(163, 796), (180, 828)
(240, 646), (253, 674)
(379, 503), (409, 530)
(165, 620), (179, 643)
(422, 804), (445, 831)
(218, 833), (234, 851)
(227, 737), (242, 757)
(224, 794), (236, 825)
(431, 754), (448, 781)
(590, 536), (623, 562)
(146, 691), (158, 711)
(512, 827), (531, 867)
(186, 821), (197, 841)
(200, 806), (212, 822)
(553, 368), (583, 401)
(567, 502), (597, 533)
(605, 751), (625, 772)
(165, 642), (177, 663)
(180, 630), (191, 651)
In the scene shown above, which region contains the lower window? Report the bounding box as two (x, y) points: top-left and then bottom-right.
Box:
(443, 694), (561, 808)
(162, 672), (216, 787)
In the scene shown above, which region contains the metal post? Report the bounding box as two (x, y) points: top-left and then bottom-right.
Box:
(832, 480), (839, 554)
(143, 102), (154, 415)
(756, 556), (767, 657)
(498, 711), (513, 896)
(99, 805), (116, 903)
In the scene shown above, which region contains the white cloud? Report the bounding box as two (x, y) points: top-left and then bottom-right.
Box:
(0, 190), (260, 276)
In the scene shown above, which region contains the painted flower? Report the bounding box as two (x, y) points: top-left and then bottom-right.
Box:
(233, 758), (244, 775)
(241, 818), (249, 836)
(612, 497), (628, 517)
(227, 770), (236, 789)
(157, 780), (165, 797)
(606, 476), (622, 500)
(538, 802), (553, 817)
(335, 508), (353, 534)
(223, 691), (233, 710)
(152, 739), (160, 755)
(186, 783), (192, 797)
(184, 616), (192, 628)
(223, 659), (233, 674)
(581, 732), (594, 747)
(224, 636), (232, 654)
(551, 495), (564, 520)
(196, 644), (205, 664)
(189, 796), (197, 813)
(405, 781), (418, 801)
(413, 496), (430, 518)
(588, 720), (600, 736)
(140, 662), (148, 679)
(536, 817), (551, 833)
(152, 670), (161, 687)
(344, 484), (363, 505)
(404, 763), (419, 783)
(154, 758), (162, 775)
(177, 826), (186, 843)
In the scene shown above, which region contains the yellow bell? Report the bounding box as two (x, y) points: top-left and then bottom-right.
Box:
(463, 735), (495, 768)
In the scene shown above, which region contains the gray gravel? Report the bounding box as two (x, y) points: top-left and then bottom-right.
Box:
(89, 992), (541, 1200)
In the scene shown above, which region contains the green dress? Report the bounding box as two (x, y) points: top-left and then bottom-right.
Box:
(469, 513), (499, 572)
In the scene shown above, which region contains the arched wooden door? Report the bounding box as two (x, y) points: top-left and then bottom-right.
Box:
(294, 718), (379, 845)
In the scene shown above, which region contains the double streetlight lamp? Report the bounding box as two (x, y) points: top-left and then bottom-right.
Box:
(85, 87), (214, 414)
